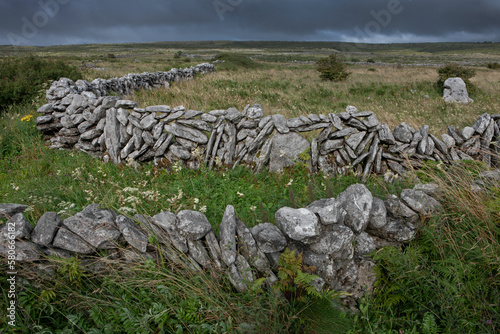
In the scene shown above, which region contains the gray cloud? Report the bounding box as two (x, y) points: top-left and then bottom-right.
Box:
(0, 0), (499, 46)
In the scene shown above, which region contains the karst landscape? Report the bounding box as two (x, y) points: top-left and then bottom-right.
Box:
(1, 41), (499, 333)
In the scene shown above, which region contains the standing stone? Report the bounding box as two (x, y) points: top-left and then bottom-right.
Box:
(116, 215), (148, 253)
(1, 213), (32, 240)
(153, 211), (188, 253)
(104, 108), (122, 164)
(443, 77), (473, 104)
(219, 205), (237, 266)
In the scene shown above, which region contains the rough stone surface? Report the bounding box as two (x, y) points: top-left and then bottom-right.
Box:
(1, 213), (32, 240)
(251, 223), (287, 253)
(443, 77), (473, 104)
(0, 204), (29, 219)
(219, 205), (237, 266)
(177, 210), (212, 240)
(275, 207), (319, 243)
(31, 212), (62, 246)
(269, 132), (310, 172)
(336, 184), (373, 234)
(116, 215), (148, 253)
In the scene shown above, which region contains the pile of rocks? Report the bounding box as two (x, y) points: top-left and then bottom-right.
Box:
(0, 183), (444, 302)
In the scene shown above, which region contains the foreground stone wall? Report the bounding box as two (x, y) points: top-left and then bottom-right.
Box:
(35, 63), (500, 179)
(0, 182), (445, 302)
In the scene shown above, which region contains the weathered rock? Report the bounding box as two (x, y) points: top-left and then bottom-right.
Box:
(443, 77), (473, 104)
(116, 215), (148, 253)
(400, 189), (443, 216)
(52, 227), (94, 254)
(384, 195), (419, 223)
(219, 205), (237, 266)
(177, 210), (212, 240)
(393, 123), (414, 143)
(320, 139), (344, 155)
(368, 218), (416, 242)
(336, 184), (373, 234)
(251, 223), (287, 253)
(272, 114), (289, 134)
(309, 225), (354, 255)
(316, 201), (347, 225)
(31, 212), (61, 246)
(378, 124), (396, 144)
(246, 104), (264, 119)
(269, 132), (310, 172)
(0, 204), (28, 219)
(187, 239), (211, 268)
(355, 232), (376, 256)
(0, 238), (41, 261)
(368, 197), (387, 230)
(164, 123), (208, 144)
(1, 213), (32, 240)
(275, 207), (319, 243)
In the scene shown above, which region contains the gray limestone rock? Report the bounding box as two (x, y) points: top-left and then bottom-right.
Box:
(177, 210), (212, 240)
(140, 114), (158, 131)
(400, 189), (443, 216)
(336, 184), (373, 234)
(219, 205), (237, 266)
(384, 195), (419, 223)
(115, 100), (138, 109)
(1, 213), (32, 240)
(146, 105), (171, 113)
(187, 239), (212, 268)
(153, 211), (188, 253)
(52, 227), (94, 254)
(378, 124), (396, 145)
(246, 104), (264, 119)
(275, 207), (319, 243)
(368, 197), (387, 230)
(309, 225), (354, 255)
(320, 139), (344, 155)
(116, 215), (148, 253)
(368, 218), (416, 242)
(62, 204), (120, 249)
(0, 204), (28, 219)
(0, 238), (41, 261)
(225, 108), (243, 123)
(31, 212), (62, 246)
(164, 123), (208, 144)
(269, 132), (310, 172)
(443, 77), (473, 104)
(316, 201), (347, 225)
(251, 223), (287, 253)
(104, 108), (122, 164)
(272, 114), (290, 134)
(355, 232), (376, 256)
(393, 123), (414, 143)
(204, 230), (224, 270)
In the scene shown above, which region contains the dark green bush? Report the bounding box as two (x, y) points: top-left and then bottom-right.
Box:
(0, 55), (83, 111)
(316, 54), (351, 82)
(437, 63), (476, 93)
(486, 62), (500, 70)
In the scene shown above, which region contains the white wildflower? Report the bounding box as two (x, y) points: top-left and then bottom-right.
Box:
(199, 205), (207, 213)
(249, 205), (256, 212)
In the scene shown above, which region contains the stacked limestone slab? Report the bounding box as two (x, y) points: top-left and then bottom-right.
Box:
(0, 182), (448, 303)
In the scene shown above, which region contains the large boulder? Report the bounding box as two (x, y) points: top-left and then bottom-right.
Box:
(443, 77), (473, 104)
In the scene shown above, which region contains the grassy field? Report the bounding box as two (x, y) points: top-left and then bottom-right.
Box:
(0, 42), (499, 333)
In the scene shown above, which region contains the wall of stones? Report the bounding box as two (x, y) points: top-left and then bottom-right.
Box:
(35, 63), (500, 179)
(1, 182), (446, 303)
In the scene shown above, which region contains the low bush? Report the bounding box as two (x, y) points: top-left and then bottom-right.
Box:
(0, 55), (82, 112)
(316, 54), (351, 82)
(486, 62), (500, 70)
(437, 63), (476, 94)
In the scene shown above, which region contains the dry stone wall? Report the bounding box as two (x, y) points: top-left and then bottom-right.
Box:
(1, 181), (449, 303)
(35, 63), (500, 179)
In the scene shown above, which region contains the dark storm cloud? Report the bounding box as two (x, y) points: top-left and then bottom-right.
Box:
(0, 0), (499, 46)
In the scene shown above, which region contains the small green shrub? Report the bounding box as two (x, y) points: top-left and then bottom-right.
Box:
(437, 63), (476, 93)
(173, 51), (182, 59)
(486, 62), (500, 70)
(366, 58), (376, 63)
(0, 55), (82, 111)
(316, 54), (351, 82)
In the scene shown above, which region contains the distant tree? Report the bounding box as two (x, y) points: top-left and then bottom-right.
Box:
(316, 54), (351, 82)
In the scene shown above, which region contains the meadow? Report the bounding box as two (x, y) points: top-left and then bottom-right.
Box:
(0, 42), (499, 333)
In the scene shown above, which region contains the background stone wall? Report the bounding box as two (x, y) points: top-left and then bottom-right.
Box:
(35, 63), (500, 180)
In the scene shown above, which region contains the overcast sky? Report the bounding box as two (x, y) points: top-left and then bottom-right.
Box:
(1, 0), (499, 46)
